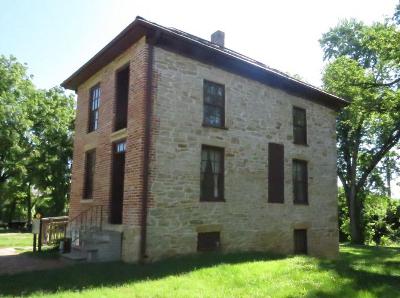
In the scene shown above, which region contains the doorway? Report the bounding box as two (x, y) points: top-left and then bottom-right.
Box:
(110, 141), (126, 224)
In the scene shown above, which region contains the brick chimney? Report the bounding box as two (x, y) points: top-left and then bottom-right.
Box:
(211, 30), (225, 47)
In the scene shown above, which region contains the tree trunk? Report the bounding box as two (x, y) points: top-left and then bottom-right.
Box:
(385, 156), (392, 197)
(7, 198), (16, 225)
(348, 187), (363, 244)
(26, 183), (32, 230)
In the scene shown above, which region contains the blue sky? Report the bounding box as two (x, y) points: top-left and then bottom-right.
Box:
(1, 0), (399, 196)
(1, 0), (397, 89)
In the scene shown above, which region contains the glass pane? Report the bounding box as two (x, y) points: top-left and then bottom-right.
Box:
(296, 182), (306, 202)
(204, 82), (224, 106)
(213, 174), (219, 197)
(116, 141), (126, 153)
(294, 109), (305, 127)
(201, 147), (223, 199)
(204, 105), (222, 127)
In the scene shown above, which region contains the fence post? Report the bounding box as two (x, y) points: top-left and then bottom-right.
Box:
(33, 234), (37, 252)
(38, 219), (43, 252)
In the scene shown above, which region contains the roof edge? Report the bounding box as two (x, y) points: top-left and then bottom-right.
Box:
(61, 17), (349, 110)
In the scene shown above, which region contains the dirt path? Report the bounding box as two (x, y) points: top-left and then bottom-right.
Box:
(0, 248), (67, 275)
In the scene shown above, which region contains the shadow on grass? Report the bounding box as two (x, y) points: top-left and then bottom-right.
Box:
(302, 245), (400, 298)
(0, 251), (284, 296)
(19, 247), (60, 259)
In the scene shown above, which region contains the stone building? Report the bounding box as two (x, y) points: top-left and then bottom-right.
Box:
(62, 17), (347, 262)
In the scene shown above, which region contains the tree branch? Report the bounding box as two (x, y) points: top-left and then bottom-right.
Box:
(351, 77), (400, 88)
(356, 127), (400, 190)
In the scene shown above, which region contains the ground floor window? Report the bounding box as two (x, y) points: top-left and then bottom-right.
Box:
(294, 229), (307, 254)
(197, 232), (220, 252)
(200, 146), (224, 201)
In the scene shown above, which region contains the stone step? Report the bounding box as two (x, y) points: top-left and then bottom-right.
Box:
(61, 251), (87, 262)
(64, 229), (122, 262)
(72, 245), (98, 253)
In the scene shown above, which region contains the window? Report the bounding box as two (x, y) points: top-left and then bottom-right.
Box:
(203, 80), (225, 128)
(294, 229), (307, 254)
(115, 66), (129, 131)
(200, 146), (224, 201)
(293, 107), (307, 145)
(88, 85), (101, 132)
(197, 232), (220, 252)
(268, 143), (284, 203)
(293, 159), (308, 204)
(83, 150), (96, 199)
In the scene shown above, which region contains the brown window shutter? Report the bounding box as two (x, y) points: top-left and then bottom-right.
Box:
(268, 143), (284, 203)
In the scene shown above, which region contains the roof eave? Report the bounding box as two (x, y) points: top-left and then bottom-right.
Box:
(61, 17), (349, 110)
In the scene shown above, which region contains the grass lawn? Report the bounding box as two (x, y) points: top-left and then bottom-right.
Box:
(0, 245), (399, 297)
(0, 232), (32, 248)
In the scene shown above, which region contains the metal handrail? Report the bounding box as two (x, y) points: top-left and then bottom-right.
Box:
(67, 205), (103, 246)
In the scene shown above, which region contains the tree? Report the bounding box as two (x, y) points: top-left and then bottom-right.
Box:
(320, 17), (400, 243)
(0, 55), (75, 226)
(0, 56), (34, 187)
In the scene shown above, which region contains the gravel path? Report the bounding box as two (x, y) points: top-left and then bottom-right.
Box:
(0, 248), (67, 275)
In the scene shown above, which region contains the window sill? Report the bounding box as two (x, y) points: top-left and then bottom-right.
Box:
(110, 128), (128, 142)
(81, 198), (94, 203)
(202, 123), (228, 130)
(294, 202), (309, 206)
(200, 198), (225, 202)
(268, 201), (284, 204)
(86, 130), (98, 135)
(293, 142), (309, 147)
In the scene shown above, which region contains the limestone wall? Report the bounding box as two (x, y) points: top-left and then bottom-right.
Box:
(147, 47), (339, 260)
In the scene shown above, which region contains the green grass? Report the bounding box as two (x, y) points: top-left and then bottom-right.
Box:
(0, 232), (32, 248)
(0, 245), (399, 297)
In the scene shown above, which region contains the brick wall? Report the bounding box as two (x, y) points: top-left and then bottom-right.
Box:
(69, 37), (151, 261)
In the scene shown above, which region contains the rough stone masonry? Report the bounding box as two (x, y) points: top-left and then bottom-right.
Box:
(66, 19), (341, 263)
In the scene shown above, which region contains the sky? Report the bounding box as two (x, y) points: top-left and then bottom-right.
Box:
(1, 0), (399, 197)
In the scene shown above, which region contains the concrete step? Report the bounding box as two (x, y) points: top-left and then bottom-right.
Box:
(72, 245), (98, 253)
(61, 251), (87, 262)
(65, 229), (122, 262)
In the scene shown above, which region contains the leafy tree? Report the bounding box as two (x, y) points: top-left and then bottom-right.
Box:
(0, 56), (33, 187)
(338, 188), (400, 245)
(0, 55), (74, 226)
(321, 16), (400, 243)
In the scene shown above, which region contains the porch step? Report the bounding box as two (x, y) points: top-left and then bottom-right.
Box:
(65, 229), (122, 262)
(61, 251), (87, 262)
(73, 245), (98, 252)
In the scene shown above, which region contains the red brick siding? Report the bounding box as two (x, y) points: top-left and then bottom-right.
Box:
(69, 38), (152, 227)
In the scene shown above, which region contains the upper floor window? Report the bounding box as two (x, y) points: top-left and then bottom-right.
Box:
(293, 159), (308, 204)
(115, 66), (129, 131)
(293, 107), (307, 145)
(88, 85), (100, 132)
(201, 145), (224, 201)
(83, 149), (96, 199)
(203, 80), (225, 128)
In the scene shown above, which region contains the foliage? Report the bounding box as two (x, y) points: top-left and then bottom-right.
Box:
(0, 55), (75, 225)
(321, 12), (400, 243)
(338, 187), (400, 245)
(0, 246), (399, 297)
